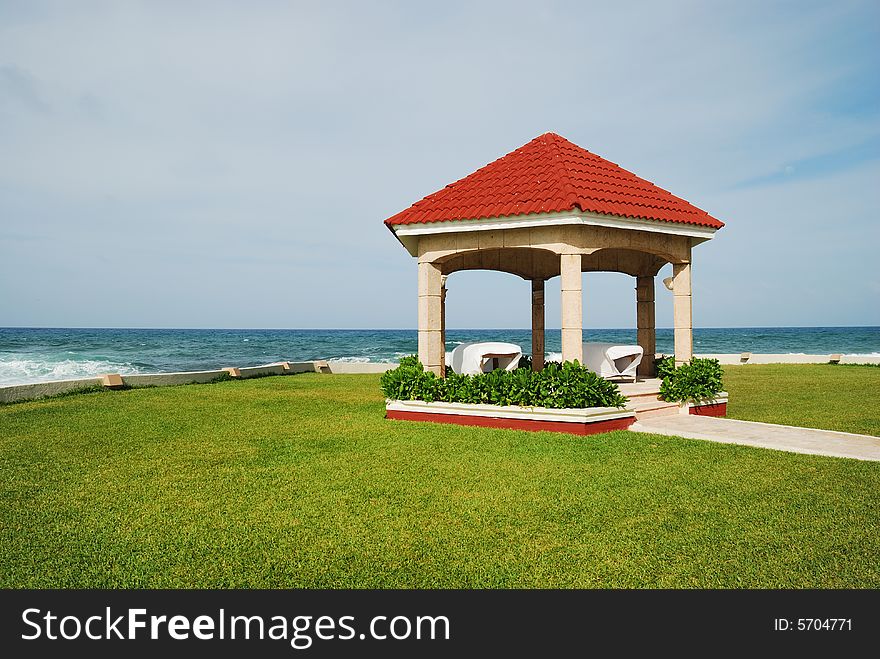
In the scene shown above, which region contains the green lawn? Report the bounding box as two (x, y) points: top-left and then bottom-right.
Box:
(1, 369), (878, 588)
(723, 364), (880, 436)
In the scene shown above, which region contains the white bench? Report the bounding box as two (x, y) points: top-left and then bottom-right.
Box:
(582, 342), (643, 381)
(449, 342), (523, 375)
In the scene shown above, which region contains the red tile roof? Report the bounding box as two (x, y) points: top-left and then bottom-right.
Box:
(385, 132), (723, 229)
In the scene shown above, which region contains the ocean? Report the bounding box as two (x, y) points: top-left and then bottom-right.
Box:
(0, 326), (878, 387)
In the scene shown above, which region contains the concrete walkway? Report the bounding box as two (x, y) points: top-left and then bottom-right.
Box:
(630, 415), (880, 462)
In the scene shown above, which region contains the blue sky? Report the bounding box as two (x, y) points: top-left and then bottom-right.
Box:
(1, 0), (878, 329)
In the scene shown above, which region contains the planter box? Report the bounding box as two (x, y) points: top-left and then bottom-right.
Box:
(385, 399), (635, 435)
(681, 392), (728, 417)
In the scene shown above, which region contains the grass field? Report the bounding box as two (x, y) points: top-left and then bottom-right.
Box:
(1, 366), (878, 588)
(723, 364), (880, 436)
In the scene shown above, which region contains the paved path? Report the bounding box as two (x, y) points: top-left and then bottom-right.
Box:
(630, 415), (880, 462)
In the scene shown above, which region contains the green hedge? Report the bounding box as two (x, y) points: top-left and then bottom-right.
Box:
(381, 356), (627, 409)
(657, 356), (724, 403)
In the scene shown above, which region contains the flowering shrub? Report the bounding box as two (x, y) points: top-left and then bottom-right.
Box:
(656, 356), (724, 403)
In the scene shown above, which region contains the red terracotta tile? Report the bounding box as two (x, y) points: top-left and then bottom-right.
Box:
(385, 133), (724, 229)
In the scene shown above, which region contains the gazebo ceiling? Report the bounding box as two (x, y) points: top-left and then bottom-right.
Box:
(385, 132), (724, 230)
(439, 247), (667, 280)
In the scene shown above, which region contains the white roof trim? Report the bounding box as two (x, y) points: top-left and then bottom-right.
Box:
(390, 210), (719, 241)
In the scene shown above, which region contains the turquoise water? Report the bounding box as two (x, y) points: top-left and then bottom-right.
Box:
(0, 327), (877, 386)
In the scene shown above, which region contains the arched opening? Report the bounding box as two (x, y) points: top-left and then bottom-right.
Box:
(440, 259), (661, 375)
(439, 247), (560, 280)
(581, 248), (667, 277)
(443, 270), (530, 328)
(580, 271), (638, 333)
(416, 238), (691, 377)
(442, 269), (534, 370)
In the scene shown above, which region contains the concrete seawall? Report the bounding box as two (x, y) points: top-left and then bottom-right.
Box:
(694, 353), (880, 365)
(0, 376), (105, 403)
(331, 353), (880, 372)
(121, 370), (229, 387)
(0, 361), (320, 404)
(1, 354), (876, 404)
(326, 362), (396, 374)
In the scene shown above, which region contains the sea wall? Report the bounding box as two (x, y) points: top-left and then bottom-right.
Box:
(326, 362), (396, 374)
(0, 361), (319, 404)
(1, 353), (877, 404)
(694, 353), (880, 365)
(121, 370), (229, 387)
(0, 377), (105, 404)
(339, 354), (880, 372)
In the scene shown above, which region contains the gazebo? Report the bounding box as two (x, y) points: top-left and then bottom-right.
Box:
(385, 133), (724, 377)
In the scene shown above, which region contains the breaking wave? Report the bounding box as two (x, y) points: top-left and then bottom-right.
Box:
(0, 357), (141, 386)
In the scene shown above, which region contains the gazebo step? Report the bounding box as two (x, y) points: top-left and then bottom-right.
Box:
(617, 378), (662, 399)
(631, 401), (680, 420)
(625, 390), (665, 403)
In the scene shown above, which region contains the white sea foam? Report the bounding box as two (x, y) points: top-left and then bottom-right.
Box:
(327, 356), (371, 363)
(0, 358), (141, 386)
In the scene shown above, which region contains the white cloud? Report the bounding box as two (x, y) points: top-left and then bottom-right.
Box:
(0, 0), (877, 327)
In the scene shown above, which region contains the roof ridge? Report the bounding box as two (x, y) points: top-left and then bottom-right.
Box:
(544, 134), (582, 213)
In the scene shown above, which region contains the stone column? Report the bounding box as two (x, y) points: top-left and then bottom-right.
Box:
(531, 278), (545, 372)
(672, 260), (693, 366)
(560, 253), (583, 364)
(636, 275), (656, 377)
(440, 276), (447, 377)
(418, 261), (444, 375)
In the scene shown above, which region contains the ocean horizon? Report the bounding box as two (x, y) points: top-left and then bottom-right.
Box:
(1, 326), (878, 387)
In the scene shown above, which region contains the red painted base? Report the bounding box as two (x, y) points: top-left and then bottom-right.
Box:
(690, 402), (727, 417)
(385, 409), (634, 435)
